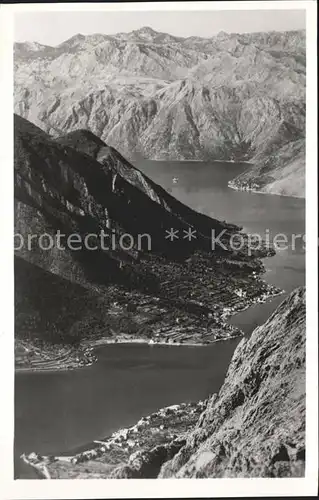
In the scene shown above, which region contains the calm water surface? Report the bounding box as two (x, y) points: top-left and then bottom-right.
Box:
(15, 340), (240, 477)
(15, 161), (305, 478)
(138, 160), (305, 331)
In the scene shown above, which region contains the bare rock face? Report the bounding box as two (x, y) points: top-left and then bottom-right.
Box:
(14, 28), (305, 196)
(159, 287), (305, 478)
(110, 439), (186, 479)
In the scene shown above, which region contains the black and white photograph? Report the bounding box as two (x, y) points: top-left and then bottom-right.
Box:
(0, 1), (317, 498)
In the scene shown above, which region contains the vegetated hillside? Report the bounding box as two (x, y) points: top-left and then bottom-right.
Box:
(15, 256), (113, 346)
(107, 287), (305, 478)
(14, 28), (305, 196)
(14, 115), (278, 353)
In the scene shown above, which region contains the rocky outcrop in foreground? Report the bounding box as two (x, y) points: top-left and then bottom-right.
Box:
(15, 28), (305, 197)
(159, 287), (306, 478)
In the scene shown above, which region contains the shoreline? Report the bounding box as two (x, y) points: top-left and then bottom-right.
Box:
(139, 159), (252, 165)
(15, 334), (242, 374)
(20, 399), (208, 479)
(227, 182), (305, 200)
(15, 283), (283, 374)
(21, 454), (51, 479)
(82, 333), (243, 353)
(223, 287), (284, 318)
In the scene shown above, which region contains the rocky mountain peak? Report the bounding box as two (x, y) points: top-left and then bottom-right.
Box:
(15, 41), (47, 52)
(133, 26), (158, 37)
(215, 30), (229, 39)
(58, 33), (86, 48)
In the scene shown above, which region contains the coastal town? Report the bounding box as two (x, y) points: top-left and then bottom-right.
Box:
(21, 399), (208, 479)
(228, 179), (261, 193)
(15, 341), (97, 372)
(15, 237), (282, 373)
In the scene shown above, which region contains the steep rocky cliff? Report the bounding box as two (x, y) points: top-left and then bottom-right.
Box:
(14, 28), (305, 197)
(158, 286), (306, 478)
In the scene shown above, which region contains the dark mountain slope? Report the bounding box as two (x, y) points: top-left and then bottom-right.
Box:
(15, 256), (112, 346)
(56, 129), (107, 159)
(14, 115), (279, 365)
(55, 129), (238, 237)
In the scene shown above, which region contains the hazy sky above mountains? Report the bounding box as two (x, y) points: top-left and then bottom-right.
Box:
(15, 9), (305, 46)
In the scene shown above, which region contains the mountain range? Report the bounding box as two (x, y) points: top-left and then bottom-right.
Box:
(14, 27), (305, 197)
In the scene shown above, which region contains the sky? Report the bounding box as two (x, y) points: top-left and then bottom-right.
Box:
(14, 9), (306, 46)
